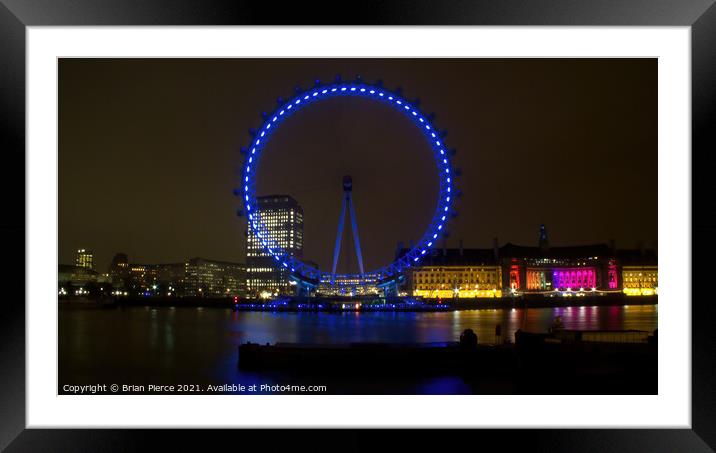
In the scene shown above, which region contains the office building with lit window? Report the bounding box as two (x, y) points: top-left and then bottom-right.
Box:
(402, 244), (503, 298)
(59, 264), (99, 286)
(108, 253), (130, 289)
(106, 254), (244, 297)
(126, 262), (186, 296)
(246, 195), (304, 298)
(75, 248), (94, 270)
(184, 258), (246, 298)
(58, 264), (113, 297)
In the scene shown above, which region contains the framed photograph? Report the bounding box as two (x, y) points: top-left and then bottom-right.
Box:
(3, 0), (715, 450)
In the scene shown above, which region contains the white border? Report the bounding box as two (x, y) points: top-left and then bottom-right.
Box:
(27, 27), (690, 428)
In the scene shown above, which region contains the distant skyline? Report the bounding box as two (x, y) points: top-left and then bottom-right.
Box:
(59, 58), (657, 272)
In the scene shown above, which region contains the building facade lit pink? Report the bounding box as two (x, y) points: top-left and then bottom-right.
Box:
(399, 225), (656, 297)
(495, 226), (655, 293)
(552, 268), (597, 289)
(499, 241), (615, 292)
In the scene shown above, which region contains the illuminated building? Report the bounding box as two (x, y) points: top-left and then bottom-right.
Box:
(58, 264), (114, 297)
(509, 261), (521, 290)
(145, 262), (186, 296)
(497, 225), (624, 293)
(621, 266), (658, 296)
(159, 263), (187, 294)
(109, 255), (244, 297)
(403, 245), (503, 298)
(402, 226), (631, 298)
(109, 253), (130, 289)
(59, 264), (98, 286)
(184, 258), (246, 297)
(317, 273), (381, 297)
(75, 249), (94, 270)
(607, 259), (619, 289)
(246, 195), (304, 297)
(500, 243), (616, 292)
(501, 229), (659, 296)
(618, 246), (658, 296)
(124, 262), (184, 295)
(412, 265), (502, 298)
(552, 268), (597, 289)
(128, 263), (149, 293)
(389, 227), (657, 300)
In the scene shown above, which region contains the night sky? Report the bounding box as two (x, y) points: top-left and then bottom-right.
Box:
(59, 58), (657, 273)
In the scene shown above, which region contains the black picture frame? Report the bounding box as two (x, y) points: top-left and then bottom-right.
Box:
(1, 0), (714, 451)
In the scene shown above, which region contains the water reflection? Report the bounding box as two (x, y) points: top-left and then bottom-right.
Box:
(59, 305), (657, 393)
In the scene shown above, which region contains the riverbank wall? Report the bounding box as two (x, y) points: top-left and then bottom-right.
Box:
(59, 292), (657, 311)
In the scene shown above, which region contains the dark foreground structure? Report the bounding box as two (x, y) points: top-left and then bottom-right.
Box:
(239, 329), (657, 394)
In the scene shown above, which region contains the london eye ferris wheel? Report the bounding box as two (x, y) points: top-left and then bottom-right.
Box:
(237, 76), (458, 296)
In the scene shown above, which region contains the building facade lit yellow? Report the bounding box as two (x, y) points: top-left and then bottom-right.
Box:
(622, 265), (658, 296)
(75, 248), (94, 270)
(411, 265), (503, 298)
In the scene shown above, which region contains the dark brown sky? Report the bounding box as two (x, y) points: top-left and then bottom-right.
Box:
(59, 58), (657, 273)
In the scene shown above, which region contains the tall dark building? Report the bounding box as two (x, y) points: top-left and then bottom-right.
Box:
(246, 195), (304, 298)
(108, 252), (130, 289)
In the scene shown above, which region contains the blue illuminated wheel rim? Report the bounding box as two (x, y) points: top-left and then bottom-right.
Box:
(239, 79), (455, 282)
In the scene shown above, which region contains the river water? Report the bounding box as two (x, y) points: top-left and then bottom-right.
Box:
(59, 304), (657, 394)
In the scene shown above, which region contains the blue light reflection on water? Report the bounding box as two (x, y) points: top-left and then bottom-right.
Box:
(59, 305), (657, 394)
